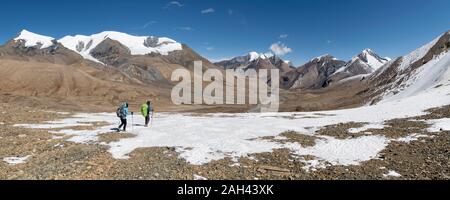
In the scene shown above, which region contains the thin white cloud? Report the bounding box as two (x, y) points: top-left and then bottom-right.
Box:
(141, 21), (157, 29)
(279, 34), (288, 39)
(176, 27), (193, 31)
(164, 1), (184, 9)
(206, 47), (215, 51)
(228, 9), (234, 15)
(201, 8), (215, 14)
(210, 57), (234, 62)
(132, 21), (157, 30)
(269, 42), (292, 56)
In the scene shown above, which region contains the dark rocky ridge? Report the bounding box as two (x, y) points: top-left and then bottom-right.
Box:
(283, 55), (346, 89)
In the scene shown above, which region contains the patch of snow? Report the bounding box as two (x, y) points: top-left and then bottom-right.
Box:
(54, 143), (64, 148)
(312, 54), (331, 61)
(51, 129), (102, 143)
(300, 159), (327, 172)
(371, 58), (397, 79)
(333, 64), (348, 74)
(193, 174), (208, 180)
(14, 30), (54, 49)
(3, 155), (31, 165)
(229, 163), (240, 167)
(14, 121), (92, 129)
(58, 31), (182, 64)
(383, 170), (402, 177)
(348, 123), (385, 134)
(52, 135), (65, 140)
(58, 112), (70, 115)
(337, 74), (368, 83)
(393, 133), (431, 143)
(262, 52), (274, 59)
(292, 135), (389, 166)
(365, 52), (386, 70)
(44, 111), (71, 115)
(248, 52), (260, 61)
(248, 52), (275, 60)
(426, 118), (450, 132)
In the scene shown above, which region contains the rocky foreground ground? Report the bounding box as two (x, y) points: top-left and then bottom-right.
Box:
(0, 101), (449, 180)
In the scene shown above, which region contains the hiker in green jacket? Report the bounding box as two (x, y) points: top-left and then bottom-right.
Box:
(140, 101), (153, 127)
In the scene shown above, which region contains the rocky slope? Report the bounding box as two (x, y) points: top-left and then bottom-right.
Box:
(363, 30), (450, 104)
(283, 55), (346, 89)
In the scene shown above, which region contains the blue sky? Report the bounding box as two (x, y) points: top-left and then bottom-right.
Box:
(0, 0), (449, 65)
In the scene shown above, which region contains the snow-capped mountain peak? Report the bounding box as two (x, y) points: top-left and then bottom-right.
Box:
(214, 51), (292, 70)
(362, 48), (373, 55)
(331, 49), (388, 79)
(58, 31), (182, 63)
(248, 52), (275, 61)
(311, 54), (339, 63)
(248, 52), (260, 61)
(14, 29), (55, 49)
(355, 49), (388, 71)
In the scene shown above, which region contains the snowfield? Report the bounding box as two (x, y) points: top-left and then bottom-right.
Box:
(14, 76), (450, 167)
(12, 36), (450, 169)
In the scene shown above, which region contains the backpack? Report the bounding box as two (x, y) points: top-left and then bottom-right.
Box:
(116, 107), (123, 118)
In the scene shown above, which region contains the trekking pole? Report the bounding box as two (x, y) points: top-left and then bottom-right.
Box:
(150, 111), (153, 127)
(131, 112), (134, 132)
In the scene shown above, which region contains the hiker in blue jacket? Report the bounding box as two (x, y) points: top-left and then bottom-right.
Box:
(117, 102), (129, 132)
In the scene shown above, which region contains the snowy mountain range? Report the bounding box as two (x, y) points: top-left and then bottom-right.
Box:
(58, 31), (182, 64)
(5, 29), (215, 85)
(14, 30), (183, 62)
(214, 52), (294, 71)
(8, 29), (390, 87)
(216, 48), (391, 89)
(1, 29), (449, 111)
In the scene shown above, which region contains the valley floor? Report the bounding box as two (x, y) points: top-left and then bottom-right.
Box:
(0, 100), (449, 179)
